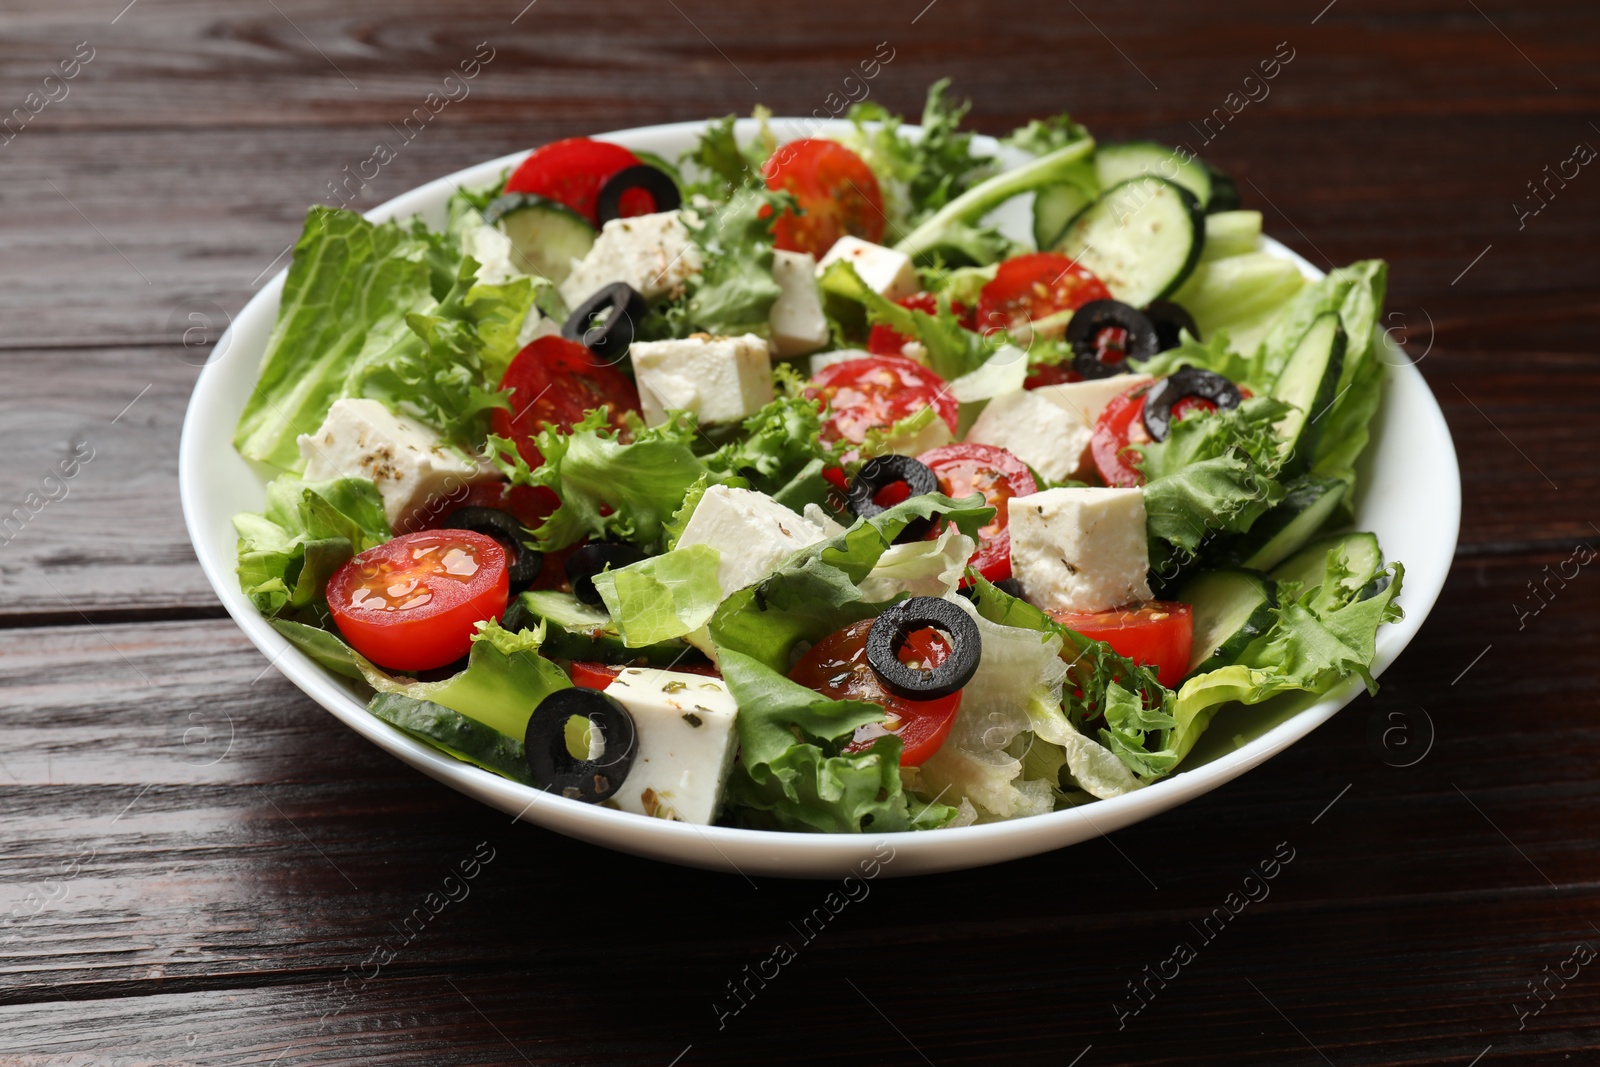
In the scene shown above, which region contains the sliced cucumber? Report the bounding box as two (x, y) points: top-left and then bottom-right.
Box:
(368, 692), (537, 785)
(483, 193), (595, 284)
(1200, 210), (1262, 260)
(1055, 177), (1204, 306)
(1269, 311), (1346, 471)
(1178, 568), (1278, 676)
(1270, 531), (1384, 602)
(1225, 474), (1349, 572)
(1033, 183), (1094, 249)
(503, 589), (694, 666)
(1095, 141), (1214, 207)
(1205, 167), (1241, 213)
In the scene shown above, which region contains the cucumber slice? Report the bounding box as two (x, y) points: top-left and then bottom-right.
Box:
(503, 589), (694, 666)
(1226, 474), (1349, 572)
(1205, 167), (1241, 213)
(1269, 311), (1346, 471)
(1270, 532), (1384, 601)
(1095, 141), (1214, 207)
(1200, 210), (1262, 260)
(368, 692), (537, 785)
(483, 193), (595, 284)
(1178, 568), (1278, 676)
(1055, 177), (1204, 306)
(1033, 183), (1094, 249)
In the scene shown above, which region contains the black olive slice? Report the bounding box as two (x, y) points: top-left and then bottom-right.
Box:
(525, 687), (636, 803)
(595, 165), (682, 226)
(1141, 365), (1243, 441)
(565, 541), (646, 606)
(1066, 299), (1160, 379)
(847, 455), (940, 543)
(1143, 300), (1201, 352)
(865, 597), (982, 701)
(561, 282), (648, 366)
(443, 505), (542, 591)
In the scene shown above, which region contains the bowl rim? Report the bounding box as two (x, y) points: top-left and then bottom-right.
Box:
(179, 117), (1461, 875)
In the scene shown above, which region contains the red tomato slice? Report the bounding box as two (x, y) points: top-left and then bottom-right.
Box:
(866, 292), (975, 357)
(327, 531), (510, 672)
(1090, 381), (1156, 488)
(504, 138), (644, 225)
(805, 354), (957, 447)
(789, 620), (961, 766)
(763, 139), (885, 257)
(492, 335), (641, 469)
(1048, 602), (1195, 689)
(917, 443), (1039, 582)
(974, 253), (1112, 337)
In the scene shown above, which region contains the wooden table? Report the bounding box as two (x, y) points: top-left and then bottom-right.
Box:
(2, 1), (1596, 1063)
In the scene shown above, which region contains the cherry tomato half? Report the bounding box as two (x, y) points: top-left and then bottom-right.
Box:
(763, 139), (885, 257)
(866, 292), (976, 357)
(492, 335), (642, 469)
(917, 443), (1039, 582)
(1048, 602), (1195, 690)
(327, 530), (510, 672)
(789, 619), (962, 766)
(504, 138), (647, 225)
(805, 354), (958, 447)
(974, 253), (1111, 338)
(1090, 380), (1156, 488)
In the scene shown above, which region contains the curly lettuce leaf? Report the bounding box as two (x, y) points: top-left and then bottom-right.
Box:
(683, 186), (788, 336)
(819, 258), (990, 380)
(234, 475), (391, 620)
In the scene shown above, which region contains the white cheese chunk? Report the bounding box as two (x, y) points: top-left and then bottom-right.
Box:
(1041, 374), (1153, 427)
(965, 389), (1093, 484)
(459, 217), (522, 286)
(602, 667), (740, 825)
(768, 249), (831, 357)
(1008, 486), (1152, 614)
(817, 236), (919, 301)
(558, 210), (701, 307)
(631, 333), (774, 427)
(297, 398), (495, 530)
(676, 484), (827, 596)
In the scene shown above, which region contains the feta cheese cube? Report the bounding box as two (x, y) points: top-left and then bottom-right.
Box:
(558, 210), (701, 307)
(602, 667), (740, 825)
(676, 484), (827, 596)
(768, 249), (831, 357)
(965, 390), (1093, 484)
(459, 217), (521, 286)
(818, 236), (920, 301)
(297, 398), (495, 530)
(1042, 374), (1153, 427)
(1008, 487), (1151, 614)
(631, 333), (774, 427)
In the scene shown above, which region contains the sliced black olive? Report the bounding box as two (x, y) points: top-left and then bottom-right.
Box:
(847, 455), (939, 543)
(561, 282), (648, 366)
(865, 597), (982, 701)
(1143, 300), (1201, 352)
(595, 165), (682, 226)
(565, 541), (646, 606)
(1066, 299), (1160, 379)
(525, 687), (636, 803)
(1141, 365), (1243, 441)
(443, 506), (542, 591)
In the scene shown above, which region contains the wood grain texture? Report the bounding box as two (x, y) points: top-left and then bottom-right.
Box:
(1, 0), (1597, 1063)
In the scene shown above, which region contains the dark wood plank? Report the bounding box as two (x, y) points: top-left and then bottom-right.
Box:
(0, 549), (1596, 1062)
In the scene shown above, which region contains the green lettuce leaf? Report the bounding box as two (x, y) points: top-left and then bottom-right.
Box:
(700, 388), (833, 498)
(234, 475), (391, 620)
(819, 258), (991, 380)
(592, 543), (725, 648)
(683, 186), (787, 336)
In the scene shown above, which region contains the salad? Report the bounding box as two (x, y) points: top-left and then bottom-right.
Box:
(232, 82), (1403, 833)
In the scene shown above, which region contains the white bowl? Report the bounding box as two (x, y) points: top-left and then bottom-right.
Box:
(179, 119), (1460, 878)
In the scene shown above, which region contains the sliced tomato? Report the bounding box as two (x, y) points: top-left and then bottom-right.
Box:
(805, 354), (957, 447)
(504, 138), (645, 225)
(1048, 602), (1194, 689)
(974, 253), (1111, 338)
(1090, 380), (1156, 488)
(492, 335), (641, 469)
(917, 443), (1038, 582)
(327, 531), (509, 672)
(866, 292), (975, 357)
(788, 619), (961, 766)
(763, 139), (885, 257)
